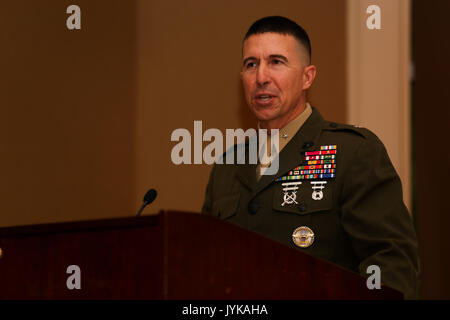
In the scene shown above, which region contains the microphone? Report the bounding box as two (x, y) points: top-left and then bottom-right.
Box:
(136, 188), (157, 217)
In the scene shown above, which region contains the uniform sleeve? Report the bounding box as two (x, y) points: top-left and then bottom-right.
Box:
(340, 133), (420, 299)
(201, 165), (216, 214)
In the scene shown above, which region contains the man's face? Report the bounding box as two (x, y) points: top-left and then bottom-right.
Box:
(240, 32), (315, 129)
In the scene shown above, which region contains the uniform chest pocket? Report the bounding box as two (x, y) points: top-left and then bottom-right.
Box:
(273, 180), (333, 215)
(212, 193), (240, 220)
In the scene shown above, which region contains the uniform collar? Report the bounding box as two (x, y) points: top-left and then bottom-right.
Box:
(257, 103), (312, 179)
(257, 102), (312, 153)
(278, 102), (313, 152)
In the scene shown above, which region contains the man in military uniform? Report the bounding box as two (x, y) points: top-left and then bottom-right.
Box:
(201, 16), (419, 299)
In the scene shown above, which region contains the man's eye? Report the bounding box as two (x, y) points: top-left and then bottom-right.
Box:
(272, 59), (282, 65)
(246, 62), (257, 68)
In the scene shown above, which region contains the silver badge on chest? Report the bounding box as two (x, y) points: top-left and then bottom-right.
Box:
(281, 181), (302, 206)
(310, 181), (327, 200)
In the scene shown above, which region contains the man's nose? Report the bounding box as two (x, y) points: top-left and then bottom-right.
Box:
(256, 64), (270, 87)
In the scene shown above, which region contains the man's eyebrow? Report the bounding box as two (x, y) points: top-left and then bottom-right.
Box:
(242, 54), (288, 66)
(269, 54), (288, 62)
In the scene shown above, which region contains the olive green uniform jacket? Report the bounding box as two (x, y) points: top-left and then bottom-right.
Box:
(202, 107), (420, 299)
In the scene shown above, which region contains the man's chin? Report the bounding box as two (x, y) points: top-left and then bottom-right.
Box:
(253, 111), (279, 123)
(251, 106), (279, 121)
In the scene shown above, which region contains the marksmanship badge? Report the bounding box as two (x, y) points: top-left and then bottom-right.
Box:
(310, 181), (327, 200)
(281, 181), (302, 206)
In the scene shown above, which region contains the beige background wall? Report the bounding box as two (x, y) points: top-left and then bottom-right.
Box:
(1, 0), (347, 226)
(347, 0), (411, 210)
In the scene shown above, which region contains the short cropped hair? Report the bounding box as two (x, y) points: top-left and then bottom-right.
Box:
(243, 16), (312, 64)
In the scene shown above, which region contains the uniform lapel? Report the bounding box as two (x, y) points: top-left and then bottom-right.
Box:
(235, 161), (257, 191)
(253, 107), (325, 196)
(234, 140), (258, 191)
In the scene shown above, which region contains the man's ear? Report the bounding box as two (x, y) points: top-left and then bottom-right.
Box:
(302, 65), (317, 90)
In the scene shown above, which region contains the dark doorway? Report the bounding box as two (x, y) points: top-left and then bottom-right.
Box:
(413, 0), (450, 299)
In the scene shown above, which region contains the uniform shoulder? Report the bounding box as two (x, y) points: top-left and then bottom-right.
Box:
(322, 120), (380, 141)
(321, 120), (388, 156)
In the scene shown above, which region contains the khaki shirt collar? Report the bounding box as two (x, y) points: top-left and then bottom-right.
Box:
(278, 102), (312, 152)
(257, 102), (312, 153)
(256, 103), (312, 179)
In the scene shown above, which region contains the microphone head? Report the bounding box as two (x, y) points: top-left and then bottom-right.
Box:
(143, 188), (157, 204)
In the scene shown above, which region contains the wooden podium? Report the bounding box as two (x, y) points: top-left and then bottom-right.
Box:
(0, 211), (402, 299)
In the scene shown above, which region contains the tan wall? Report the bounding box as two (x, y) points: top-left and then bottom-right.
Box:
(346, 0), (412, 210)
(1, 0), (347, 227)
(0, 0), (137, 227)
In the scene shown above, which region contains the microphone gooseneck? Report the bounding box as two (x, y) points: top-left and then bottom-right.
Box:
(136, 189), (158, 217)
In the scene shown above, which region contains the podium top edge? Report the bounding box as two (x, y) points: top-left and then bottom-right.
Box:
(0, 213), (162, 238)
(0, 210), (204, 238)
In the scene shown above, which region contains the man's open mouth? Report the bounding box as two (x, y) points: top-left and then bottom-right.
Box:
(255, 94), (276, 102)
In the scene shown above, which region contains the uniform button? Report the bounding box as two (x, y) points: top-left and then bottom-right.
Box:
(302, 141), (314, 149)
(330, 122), (338, 128)
(248, 200), (259, 215)
(299, 202), (307, 212)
